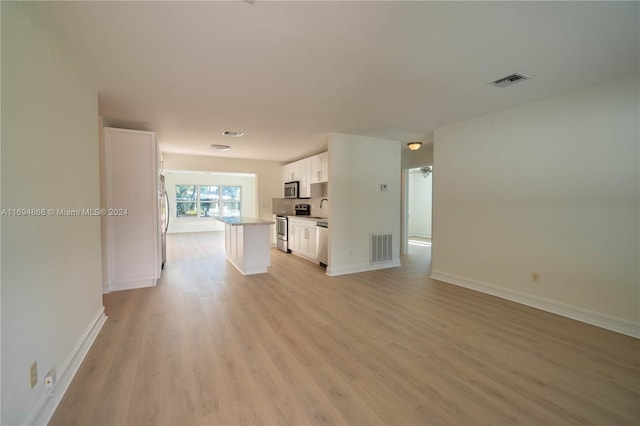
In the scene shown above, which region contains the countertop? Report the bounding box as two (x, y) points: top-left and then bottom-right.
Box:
(288, 216), (329, 222)
(217, 217), (274, 226)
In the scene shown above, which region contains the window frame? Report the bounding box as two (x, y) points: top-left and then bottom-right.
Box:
(174, 184), (242, 219)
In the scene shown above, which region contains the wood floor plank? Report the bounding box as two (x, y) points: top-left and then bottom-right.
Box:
(50, 231), (640, 425)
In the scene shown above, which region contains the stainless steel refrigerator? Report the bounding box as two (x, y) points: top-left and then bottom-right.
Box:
(160, 174), (169, 268)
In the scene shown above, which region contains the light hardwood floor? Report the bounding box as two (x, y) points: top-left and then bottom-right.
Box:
(51, 232), (639, 425)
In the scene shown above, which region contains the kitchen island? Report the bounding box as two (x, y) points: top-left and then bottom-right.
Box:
(218, 217), (274, 275)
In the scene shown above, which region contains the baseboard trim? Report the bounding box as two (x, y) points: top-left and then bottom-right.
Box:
(327, 259), (401, 277)
(408, 233), (431, 239)
(26, 307), (108, 425)
(430, 270), (639, 339)
(108, 278), (156, 292)
(290, 251), (318, 263)
(167, 227), (225, 234)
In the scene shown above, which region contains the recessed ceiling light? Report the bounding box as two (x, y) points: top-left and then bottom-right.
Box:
(211, 144), (230, 151)
(222, 131), (244, 137)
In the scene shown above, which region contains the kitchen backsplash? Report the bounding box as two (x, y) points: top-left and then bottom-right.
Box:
(271, 196), (328, 217)
(310, 196), (328, 217)
(271, 198), (295, 215)
(272, 181), (329, 216)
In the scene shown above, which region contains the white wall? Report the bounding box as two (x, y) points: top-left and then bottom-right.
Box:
(327, 133), (402, 275)
(432, 75), (639, 335)
(164, 171), (256, 233)
(1, 2), (105, 424)
(408, 170), (432, 238)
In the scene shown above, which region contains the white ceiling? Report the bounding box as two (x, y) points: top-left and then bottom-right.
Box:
(34, 1), (639, 163)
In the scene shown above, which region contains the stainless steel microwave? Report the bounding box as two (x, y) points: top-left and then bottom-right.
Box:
(284, 181), (299, 198)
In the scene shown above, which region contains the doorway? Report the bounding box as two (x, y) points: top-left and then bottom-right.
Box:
(405, 166), (432, 257)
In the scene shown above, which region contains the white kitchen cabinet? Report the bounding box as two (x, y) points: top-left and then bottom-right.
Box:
(288, 218), (317, 260)
(310, 151), (328, 184)
(310, 154), (321, 184)
(282, 162), (296, 184)
(298, 158), (311, 198)
(222, 219), (272, 275)
(282, 155), (315, 198)
(321, 151), (328, 180)
(288, 222), (298, 252)
(306, 224), (317, 259)
(103, 127), (161, 292)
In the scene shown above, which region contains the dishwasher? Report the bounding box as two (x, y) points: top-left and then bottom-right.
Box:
(316, 220), (328, 267)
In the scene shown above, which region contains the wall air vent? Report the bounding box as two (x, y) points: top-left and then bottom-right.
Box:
(490, 72), (530, 88)
(371, 233), (393, 264)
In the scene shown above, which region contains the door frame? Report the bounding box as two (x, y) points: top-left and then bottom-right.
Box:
(401, 164), (433, 255)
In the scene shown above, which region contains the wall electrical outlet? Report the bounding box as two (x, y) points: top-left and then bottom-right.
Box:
(45, 369), (57, 389)
(532, 272), (540, 283)
(30, 362), (37, 389)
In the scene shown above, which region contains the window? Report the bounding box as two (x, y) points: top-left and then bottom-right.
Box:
(175, 184), (241, 218)
(176, 185), (197, 217)
(198, 185), (218, 218)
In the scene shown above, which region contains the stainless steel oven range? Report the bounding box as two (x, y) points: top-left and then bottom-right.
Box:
(276, 215), (289, 252)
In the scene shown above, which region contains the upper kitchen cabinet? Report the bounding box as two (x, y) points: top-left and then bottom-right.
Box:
(282, 151), (328, 197)
(282, 157), (311, 198)
(310, 151), (328, 184)
(298, 159), (310, 198)
(282, 162), (296, 184)
(103, 127), (162, 292)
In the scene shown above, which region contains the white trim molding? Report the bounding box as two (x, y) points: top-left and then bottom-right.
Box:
(25, 307), (108, 425)
(430, 270), (639, 339)
(408, 233), (431, 239)
(327, 260), (401, 277)
(108, 278), (157, 293)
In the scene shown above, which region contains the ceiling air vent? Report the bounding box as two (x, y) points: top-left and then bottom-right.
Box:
(490, 72), (530, 88)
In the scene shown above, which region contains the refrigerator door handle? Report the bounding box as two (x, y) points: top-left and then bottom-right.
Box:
(164, 190), (170, 233)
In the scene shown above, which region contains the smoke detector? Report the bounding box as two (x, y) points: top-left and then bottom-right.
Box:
(490, 72), (530, 88)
